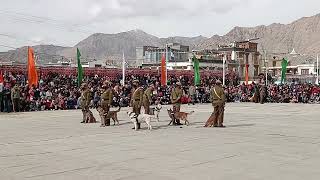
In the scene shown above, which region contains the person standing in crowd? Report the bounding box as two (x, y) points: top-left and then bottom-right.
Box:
(259, 80), (267, 104)
(205, 80), (226, 127)
(80, 83), (91, 123)
(170, 82), (183, 125)
(0, 82), (3, 112)
(143, 84), (154, 114)
(188, 85), (196, 105)
(3, 85), (11, 113)
(131, 80), (143, 129)
(11, 84), (21, 112)
(101, 81), (113, 126)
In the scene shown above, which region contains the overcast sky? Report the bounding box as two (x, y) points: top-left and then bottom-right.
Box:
(0, 0), (319, 51)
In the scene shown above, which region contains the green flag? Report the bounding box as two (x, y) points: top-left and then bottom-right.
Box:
(77, 48), (83, 87)
(193, 55), (200, 86)
(281, 58), (288, 84)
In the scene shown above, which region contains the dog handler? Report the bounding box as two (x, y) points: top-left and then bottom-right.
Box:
(143, 84), (155, 115)
(170, 82), (183, 125)
(80, 83), (92, 123)
(131, 80), (144, 129)
(204, 80), (226, 127)
(101, 80), (113, 126)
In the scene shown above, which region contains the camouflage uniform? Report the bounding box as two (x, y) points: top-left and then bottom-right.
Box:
(80, 84), (92, 123)
(205, 81), (226, 127)
(101, 84), (113, 126)
(143, 86), (154, 114)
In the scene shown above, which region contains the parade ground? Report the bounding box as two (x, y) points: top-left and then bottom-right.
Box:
(0, 103), (320, 180)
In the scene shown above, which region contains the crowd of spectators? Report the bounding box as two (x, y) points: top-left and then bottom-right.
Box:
(0, 72), (319, 113)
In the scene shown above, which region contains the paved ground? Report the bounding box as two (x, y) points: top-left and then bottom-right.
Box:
(0, 103), (320, 180)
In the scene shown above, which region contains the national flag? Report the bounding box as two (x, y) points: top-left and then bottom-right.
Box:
(77, 48), (83, 87)
(27, 47), (38, 88)
(281, 58), (288, 84)
(161, 54), (166, 86)
(193, 55), (200, 86)
(170, 52), (174, 60)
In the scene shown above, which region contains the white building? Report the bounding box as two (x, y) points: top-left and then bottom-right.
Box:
(297, 64), (316, 75)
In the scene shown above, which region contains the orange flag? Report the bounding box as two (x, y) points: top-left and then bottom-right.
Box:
(161, 54), (166, 86)
(245, 64), (249, 85)
(28, 47), (38, 88)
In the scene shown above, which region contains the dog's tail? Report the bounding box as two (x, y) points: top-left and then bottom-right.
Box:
(188, 111), (195, 115)
(116, 107), (121, 112)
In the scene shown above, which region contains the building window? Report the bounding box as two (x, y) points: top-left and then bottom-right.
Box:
(301, 69), (309, 75)
(272, 61), (276, 67)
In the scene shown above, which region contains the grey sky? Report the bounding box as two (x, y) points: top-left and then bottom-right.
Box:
(0, 0), (319, 51)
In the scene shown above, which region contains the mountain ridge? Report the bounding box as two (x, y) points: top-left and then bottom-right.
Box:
(1, 13), (320, 64)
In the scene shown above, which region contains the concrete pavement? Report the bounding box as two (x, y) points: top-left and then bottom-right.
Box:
(0, 103), (320, 180)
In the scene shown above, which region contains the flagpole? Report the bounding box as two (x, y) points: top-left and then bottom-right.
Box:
(122, 52), (125, 86)
(165, 44), (168, 85)
(223, 54), (226, 86)
(316, 54), (319, 85)
(265, 50), (268, 86)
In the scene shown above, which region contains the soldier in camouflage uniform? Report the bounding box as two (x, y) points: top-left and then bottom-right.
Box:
(131, 80), (143, 129)
(143, 84), (155, 114)
(101, 81), (113, 126)
(170, 82), (183, 125)
(80, 83), (92, 123)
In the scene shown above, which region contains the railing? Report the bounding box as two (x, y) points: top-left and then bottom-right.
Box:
(0, 65), (238, 80)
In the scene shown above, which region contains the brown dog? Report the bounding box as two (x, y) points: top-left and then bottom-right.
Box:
(204, 113), (215, 127)
(97, 106), (121, 126)
(167, 109), (194, 126)
(85, 109), (97, 123)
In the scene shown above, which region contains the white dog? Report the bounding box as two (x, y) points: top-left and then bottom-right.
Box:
(127, 111), (159, 131)
(150, 104), (162, 121)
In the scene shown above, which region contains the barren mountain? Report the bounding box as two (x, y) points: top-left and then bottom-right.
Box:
(197, 13), (320, 54)
(0, 45), (69, 64)
(1, 13), (320, 64)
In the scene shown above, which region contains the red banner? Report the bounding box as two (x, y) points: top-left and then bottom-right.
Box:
(161, 54), (166, 86)
(245, 64), (249, 85)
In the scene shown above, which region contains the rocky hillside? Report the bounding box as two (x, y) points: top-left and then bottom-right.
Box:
(197, 13), (320, 54)
(0, 45), (69, 64)
(1, 13), (320, 64)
